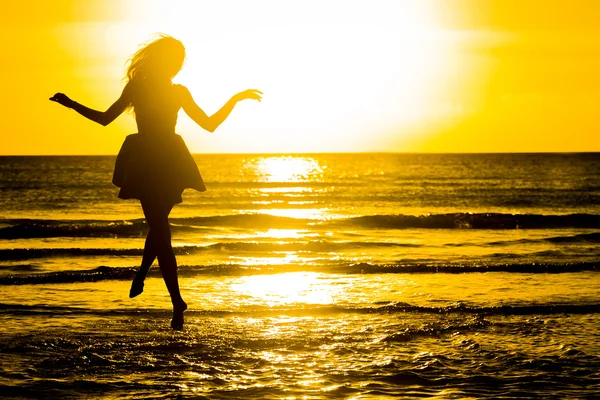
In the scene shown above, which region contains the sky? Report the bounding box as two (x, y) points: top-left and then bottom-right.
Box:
(2, 0), (600, 154)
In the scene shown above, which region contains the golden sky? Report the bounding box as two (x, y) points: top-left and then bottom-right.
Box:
(2, 0), (600, 154)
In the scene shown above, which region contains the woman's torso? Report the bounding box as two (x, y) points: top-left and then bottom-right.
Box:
(129, 80), (182, 135)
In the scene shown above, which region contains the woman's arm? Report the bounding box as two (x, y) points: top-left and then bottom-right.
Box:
(180, 86), (262, 133)
(49, 85), (132, 127)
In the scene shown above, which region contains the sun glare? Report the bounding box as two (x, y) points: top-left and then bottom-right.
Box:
(65, 0), (447, 153)
(246, 156), (324, 183)
(231, 272), (335, 306)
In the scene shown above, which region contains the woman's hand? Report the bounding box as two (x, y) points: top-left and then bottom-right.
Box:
(234, 89), (263, 102)
(49, 93), (75, 108)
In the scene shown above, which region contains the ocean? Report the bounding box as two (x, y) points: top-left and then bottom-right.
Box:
(0, 153), (599, 398)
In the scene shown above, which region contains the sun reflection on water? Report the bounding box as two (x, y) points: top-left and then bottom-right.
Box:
(231, 272), (336, 306)
(256, 229), (317, 239)
(258, 187), (314, 193)
(229, 254), (302, 266)
(258, 208), (328, 220)
(240, 156), (332, 220)
(245, 156), (324, 183)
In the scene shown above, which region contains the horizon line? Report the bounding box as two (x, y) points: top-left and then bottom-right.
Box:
(2, 151), (600, 157)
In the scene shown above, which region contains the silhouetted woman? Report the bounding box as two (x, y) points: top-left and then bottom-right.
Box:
(50, 34), (262, 330)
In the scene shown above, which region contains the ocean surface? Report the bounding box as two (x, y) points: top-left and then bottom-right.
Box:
(0, 153), (599, 399)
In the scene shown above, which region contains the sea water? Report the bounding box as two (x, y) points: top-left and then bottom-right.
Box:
(0, 153), (599, 398)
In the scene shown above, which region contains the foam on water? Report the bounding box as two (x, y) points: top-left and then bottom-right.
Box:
(1, 272), (599, 398)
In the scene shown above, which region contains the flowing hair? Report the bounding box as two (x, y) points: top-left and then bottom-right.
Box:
(126, 34), (186, 84)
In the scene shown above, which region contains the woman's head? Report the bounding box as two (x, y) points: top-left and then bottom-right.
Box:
(126, 34), (186, 83)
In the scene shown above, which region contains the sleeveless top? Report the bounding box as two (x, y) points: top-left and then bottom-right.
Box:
(130, 80), (182, 135)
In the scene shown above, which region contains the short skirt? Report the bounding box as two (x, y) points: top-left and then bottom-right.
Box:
(112, 133), (206, 205)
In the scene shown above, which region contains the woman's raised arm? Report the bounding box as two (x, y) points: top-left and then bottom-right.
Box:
(49, 84), (132, 127)
(179, 86), (261, 133)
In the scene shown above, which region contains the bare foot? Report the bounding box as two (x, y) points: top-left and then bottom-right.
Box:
(171, 301), (188, 331)
(129, 275), (145, 298)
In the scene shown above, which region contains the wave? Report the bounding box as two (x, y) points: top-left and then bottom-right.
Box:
(485, 232), (600, 246)
(2, 236), (598, 264)
(544, 231), (600, 243)
(0, 246), (193, 261)
(0, 301), (598, 317)
(0, 240), (422, 261)
(0, 215), (307, 239)
(341, 213), (600, 230)
(0, 219), (148, 239)
(0, 264), (42, 272)
(0, 262), (597, 285)
(2, 213), (600, 239)
(176, 212), (600, 230)
(1, 233), (598, 262)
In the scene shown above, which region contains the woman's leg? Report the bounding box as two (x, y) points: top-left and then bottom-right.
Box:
(140, 201), (187, 330)
(130, 204), (174, 298)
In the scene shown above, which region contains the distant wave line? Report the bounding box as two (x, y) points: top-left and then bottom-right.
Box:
(0, 301), (598, 317)
(0, 241), (423, 261)
(0, 262), (597, 285)
(2, 213), (600, 239)
(2, 232), (600, 261)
